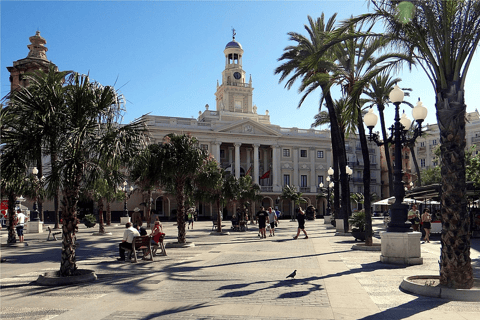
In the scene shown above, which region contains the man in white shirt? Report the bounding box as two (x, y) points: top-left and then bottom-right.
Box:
(118, 222), (140, 261)
(15, 209), (28, 242)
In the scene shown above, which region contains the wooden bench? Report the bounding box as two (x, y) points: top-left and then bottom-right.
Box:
(212, 220), (226, 231)
(125, 236), (153, 263)
(47, 226), (62, 241)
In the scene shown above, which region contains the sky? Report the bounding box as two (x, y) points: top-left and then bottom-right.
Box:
(1, 0), (479, 132)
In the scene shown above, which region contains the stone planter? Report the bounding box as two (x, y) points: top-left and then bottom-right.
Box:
(351, 229), (366, 242)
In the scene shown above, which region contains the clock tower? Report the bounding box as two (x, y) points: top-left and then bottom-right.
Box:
(215, 32), (254, 114)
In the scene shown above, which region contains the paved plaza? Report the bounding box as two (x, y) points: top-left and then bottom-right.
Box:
(1, 218), (479, 320)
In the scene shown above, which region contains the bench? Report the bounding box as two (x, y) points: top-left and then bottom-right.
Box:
(47, 226), (62, 241)
(125, 236), (153, 263)
(212, 220), (226, 231)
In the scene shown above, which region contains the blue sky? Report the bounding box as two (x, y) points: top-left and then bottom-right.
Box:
(1, 1), (479, 132)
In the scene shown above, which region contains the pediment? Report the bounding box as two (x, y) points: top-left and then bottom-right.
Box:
(215, 119), (282, 137)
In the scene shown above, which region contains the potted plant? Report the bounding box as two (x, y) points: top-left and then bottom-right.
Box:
(349, 209), (366, 241)
(83, 213), (96, 228)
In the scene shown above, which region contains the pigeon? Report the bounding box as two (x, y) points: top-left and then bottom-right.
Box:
(286, 270), (297, 279)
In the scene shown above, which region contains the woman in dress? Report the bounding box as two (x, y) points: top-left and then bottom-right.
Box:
(421, 208), (432, 243)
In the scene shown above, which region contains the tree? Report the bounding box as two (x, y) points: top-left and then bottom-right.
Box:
(236, 175), (262, 222)
(281, 185), (307, 218)
(275, 14), (351, 227)
(5, 65), (72, 229)
(157, 133), (208, 243)
(130, 143), (164, 228)
(53, 72), (147, 276)
(195, 157), (226, 232)
(346, 0), (480, 289)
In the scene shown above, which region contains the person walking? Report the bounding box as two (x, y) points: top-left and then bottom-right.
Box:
(118, 222), (140, 262)
(256, 206), (268, 239)
(15, 209), (28, 242)
(187, 208), (194, 229)
(422, 208), (432, 243)
(267, 207), (277, 237)
(293, 207), (308, 239)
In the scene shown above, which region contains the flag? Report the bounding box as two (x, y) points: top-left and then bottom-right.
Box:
(245, 166), (252, 176)
(260, 170), (270, 179)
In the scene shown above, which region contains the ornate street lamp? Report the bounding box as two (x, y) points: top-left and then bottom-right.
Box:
(319, 180), (334, 216)
(120, 181), (134, 218)
(30, 167), (44, 221)
(364, 84), (427, 232)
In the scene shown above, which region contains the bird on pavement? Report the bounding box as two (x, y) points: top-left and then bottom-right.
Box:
(286, 270), (296, 279)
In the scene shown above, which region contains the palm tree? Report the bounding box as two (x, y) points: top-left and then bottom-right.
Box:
(6, 65), (72, 229)
(195, 157), (226, 232)
(236, 175), (262, 222)
(157, 133), (208, 243)
(130, 143), (164, 227)
(54, 72), (148, 276)
(281, 185), (307, 218)
(275, 14), (351, 227)
(346, 0), (480, 289)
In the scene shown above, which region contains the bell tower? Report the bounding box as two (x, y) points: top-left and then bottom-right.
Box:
(215, 30), (254, 114)
(7, 31), (57, 92)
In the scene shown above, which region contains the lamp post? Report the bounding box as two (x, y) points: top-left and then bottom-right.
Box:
(319, 180), (334, 216)
(364, 84), (427, 232)
(30, 167), (43, 221)
(121, 181), (134, 218)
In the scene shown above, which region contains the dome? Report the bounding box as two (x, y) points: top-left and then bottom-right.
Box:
(225, 39), (242, 49)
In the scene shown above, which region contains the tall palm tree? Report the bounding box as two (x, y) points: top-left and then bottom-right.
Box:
(346, 0), (480, 289)
(157, 133), (208, 243)
(55, 72), (147, 276)
(281, 185), (307, 218)
(275, 14), (351, 227)
(130, 143), (164, 227)
(6, 65), (72, 229)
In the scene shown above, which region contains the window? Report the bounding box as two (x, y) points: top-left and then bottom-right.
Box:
(220, 149), (225, 158)
(317, 150), (324, 158)
(420, 159), (426, 168)
(369, 155), (376, 164)
(318, 175), (324, 185)
(283, 174), (290, 186)
(420, 141), (425, 147)
(371, 186), (376, 193)
(300, 175), (308, 187)
(432, 139), (437, 145)
(433, 160), (438, 166)
(283, 149), (290, 157)
(200, 144), (208, 151)
(235, 101), (242, 110)
(300, 149), (307, 157)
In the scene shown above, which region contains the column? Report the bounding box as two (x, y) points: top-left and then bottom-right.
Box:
(263, 149), (268, 178)
(254, 143), (260, 185)
(293, 147), (299, 189)
(310, 147), (316, 192)
(246, 148), (252, 174)
(272, 145), (279, 191)
(234, 143), (241, 179)
(214, 141), (222, 162)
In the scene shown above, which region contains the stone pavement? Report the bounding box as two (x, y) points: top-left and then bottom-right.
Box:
(1, 218), (479, 320)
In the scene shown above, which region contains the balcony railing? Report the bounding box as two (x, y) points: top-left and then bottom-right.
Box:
(300, 187), (310, 193)
(226, 82), (251, 88)
(261, 186), (273, 192)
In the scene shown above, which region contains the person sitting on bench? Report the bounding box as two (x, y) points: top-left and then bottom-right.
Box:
(144, 220), (165, 258)
(118, 222), (140, 262)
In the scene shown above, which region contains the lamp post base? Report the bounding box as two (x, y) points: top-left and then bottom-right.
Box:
(27, 220), (44, 233)
(380, 231), (423, 265)
(324, 215), (332, 225)
(120, 217), (131, 225)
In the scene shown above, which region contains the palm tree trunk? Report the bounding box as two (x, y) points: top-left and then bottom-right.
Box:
(324, 91), (349, 226)
(146, 190), (152, 227)
(60, 187), (79, 276)
(378, 105), (394, 196)
(437, 85), (473, 289)
(357, 111), (373, 246)
(216, 198), (222, 232)
(176, 182), (186, 243)
(409, 144), (422, 186)
(106, 202), (112, 226)
(97, 198), (105, 234)
(7, 191), (17, 244)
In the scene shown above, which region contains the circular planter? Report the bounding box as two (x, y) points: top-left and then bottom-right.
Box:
(401, 275), (480, 301)
(36, 269), (97, 286)
(84, 221), (96, 228)
(351, 230), (366, 242)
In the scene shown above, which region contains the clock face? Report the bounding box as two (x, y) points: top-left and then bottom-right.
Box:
(233, 72), (241, 80)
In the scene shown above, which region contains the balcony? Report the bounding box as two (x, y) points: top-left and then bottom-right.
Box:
(261, 186), (273, 192)
(418, 146), (426, 153)
(226, 82), (251, 88)
(300, 187), (310, 193)
(472, 136), (480, 144)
